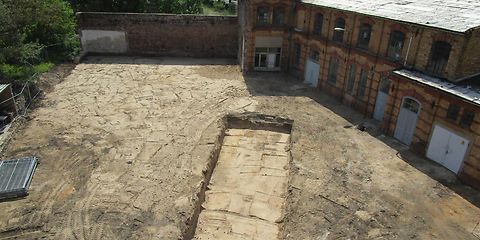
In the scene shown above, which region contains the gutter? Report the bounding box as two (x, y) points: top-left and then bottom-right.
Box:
(403, 25), (415, 67)
(452, 72), (480, 83)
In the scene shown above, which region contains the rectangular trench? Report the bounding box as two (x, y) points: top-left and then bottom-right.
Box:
(188, 114), (293, 239)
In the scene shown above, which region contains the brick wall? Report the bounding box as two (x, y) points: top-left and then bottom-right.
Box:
(384, 74), (480, 189)
(241, 0), (294, 73)
(456, 28), (480, 79)
(77, 12), (238, 58)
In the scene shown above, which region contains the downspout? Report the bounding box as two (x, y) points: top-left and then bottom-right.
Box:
(365, 19), (385, 116)
(302, 4), (312, 77)
(404, 25), (414, 67)
(385, 71), (398, 135)
(241, 35), (245, 72)
(319, 10), (335, 90)
(364, 68), (375, 116)
(341, 14), (358, 101)
(287, 1), (297, 73)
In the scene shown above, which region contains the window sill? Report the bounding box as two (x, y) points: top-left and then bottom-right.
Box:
(353, 46), (375, 56)
(327, 81), (337, 87)
(459, 124), (472, 130)
(254, 67), (281, 71)
(253, 26), (288, 32)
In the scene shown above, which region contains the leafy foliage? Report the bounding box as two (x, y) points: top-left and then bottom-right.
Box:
(0, 0), (78, 83)
(70, 0), (203, 14)
(201, 0), (237, 16)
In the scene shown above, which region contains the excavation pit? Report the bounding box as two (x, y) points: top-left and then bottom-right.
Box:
(191, 114), (293, 239)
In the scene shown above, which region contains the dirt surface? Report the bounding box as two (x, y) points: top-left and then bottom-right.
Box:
(0, 56), (479, 239)
(194, 128), (290, 239)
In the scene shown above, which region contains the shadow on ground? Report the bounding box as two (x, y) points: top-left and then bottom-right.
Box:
(243, 71), (480, 208)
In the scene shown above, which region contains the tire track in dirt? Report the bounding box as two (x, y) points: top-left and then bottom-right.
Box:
(29, 180), (68, 225)
(68, 181), (101, 240)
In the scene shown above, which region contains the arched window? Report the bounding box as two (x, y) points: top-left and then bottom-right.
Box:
(256, 7), (269, 26)
(427, 41), (451, 76)
(327, 57), (340, 85)
(333, 18), (346, 43)
(313, 13), (323, 36)
(357, 23), (372, 50)
(272, 7), (285, 27)
(387, 31), (405, 60)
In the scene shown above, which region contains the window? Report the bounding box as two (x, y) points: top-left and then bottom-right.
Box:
(346, 65), (357, 94)
(357, 23), (372, 50)
(294, 44), (301, 67)
(387, 31), (405, 60)
(327, 57), (339, 85)
(272, 7), (285, 27)
(403, 98), (420, 113)
(460, 109), (475, 128)
(378, 77), (391, 93)
(257, 7), (269, 26)
(254, 48), (267, 68)
(427, 41), (451, 76)
(446, 103), (460, 121)
(356, 69), (368, 99)
(333, 18), (346, 43)
(254, 48), (281, 69)
(310, 50), (319, 61)
(313, 13), (323, 36)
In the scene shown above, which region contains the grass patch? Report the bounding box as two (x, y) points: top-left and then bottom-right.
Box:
(201, 3), (236, 16)
(0, 62), (54, 83)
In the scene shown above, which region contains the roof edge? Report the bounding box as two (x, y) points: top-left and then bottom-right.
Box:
(298, 1), (468, 34)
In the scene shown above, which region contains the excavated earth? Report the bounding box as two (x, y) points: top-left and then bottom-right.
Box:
(0, 56), (479, 239)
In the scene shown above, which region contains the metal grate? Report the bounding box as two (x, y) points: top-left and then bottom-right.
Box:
(0, 157), (38, 199)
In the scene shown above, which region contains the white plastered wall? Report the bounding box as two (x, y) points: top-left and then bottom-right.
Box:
(81, 30), (128, 53)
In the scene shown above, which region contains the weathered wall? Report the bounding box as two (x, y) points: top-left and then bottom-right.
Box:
(77, 12), (238, 58)
(456, 28), (480, 79)
(384, 74), (480, 189)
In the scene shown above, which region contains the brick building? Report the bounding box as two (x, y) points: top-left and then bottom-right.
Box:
(238, 0), (480, 188)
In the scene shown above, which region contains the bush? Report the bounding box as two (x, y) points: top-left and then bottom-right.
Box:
(0, 0), (79, 66)
(213, 1), (225, 10)
(227, 2), (236, 14)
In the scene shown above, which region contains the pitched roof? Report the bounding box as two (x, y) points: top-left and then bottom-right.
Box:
(301, 0), (480, 32)
(394, 69), (480, 106)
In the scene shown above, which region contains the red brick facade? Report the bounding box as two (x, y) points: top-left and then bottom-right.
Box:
(77, 13), (238, 58)
(239, 0), (480, 189)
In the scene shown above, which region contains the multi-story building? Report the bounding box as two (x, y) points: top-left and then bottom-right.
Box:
(239, 0), (480, 188)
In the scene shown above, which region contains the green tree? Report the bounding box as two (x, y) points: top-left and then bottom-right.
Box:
(0, 0), (78, 83)
(0, 0), (78, 65)
(69, 0), (202, 14)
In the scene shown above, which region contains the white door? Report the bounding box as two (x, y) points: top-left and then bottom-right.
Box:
(373, 78), (390, 121)
(394, 97), (421, 145)
(304, 59), (320, 87)
(267, 53), (276, 69)
(426, 124), (469, 174)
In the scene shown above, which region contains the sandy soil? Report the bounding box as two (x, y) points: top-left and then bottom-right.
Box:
(0, 56), (479, 239)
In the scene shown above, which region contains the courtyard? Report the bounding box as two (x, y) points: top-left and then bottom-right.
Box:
(0, 56), (479, 239)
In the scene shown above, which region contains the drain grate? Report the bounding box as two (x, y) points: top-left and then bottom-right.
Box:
(0, 157), (38, 199)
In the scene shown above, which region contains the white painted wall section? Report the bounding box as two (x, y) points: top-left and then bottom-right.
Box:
(81, 30), (128, 53)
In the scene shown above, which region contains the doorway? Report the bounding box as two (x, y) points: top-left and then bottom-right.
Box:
(394, 97), (421, 145)
(373, 77), (390, 121)
(304, 59), (320, 87)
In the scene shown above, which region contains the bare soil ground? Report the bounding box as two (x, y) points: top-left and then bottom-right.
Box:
(0, 56), (479, 239)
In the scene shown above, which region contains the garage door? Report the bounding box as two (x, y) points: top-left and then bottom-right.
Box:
(426, 124), (470, 174)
